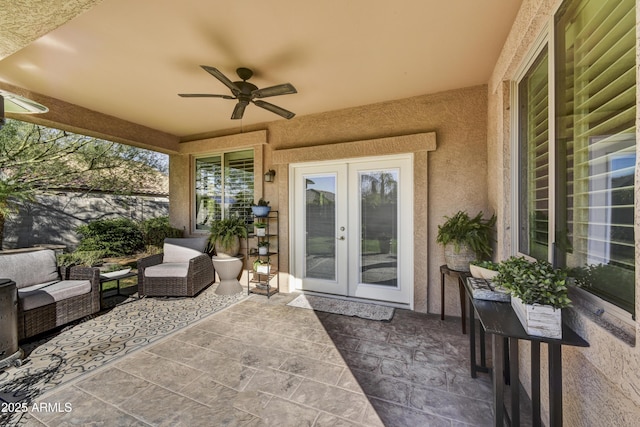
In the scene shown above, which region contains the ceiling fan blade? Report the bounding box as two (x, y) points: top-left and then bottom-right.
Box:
(178, 93), (235, 99)
(231, 101), (248, 120)
(200, 66), (241, 96)
(253, 100), (295, 119)
(252, 83), (297, 99)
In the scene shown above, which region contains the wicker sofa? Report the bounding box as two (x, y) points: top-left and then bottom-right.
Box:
(137, 237), (215, 297)
(0, 249), (100, 340)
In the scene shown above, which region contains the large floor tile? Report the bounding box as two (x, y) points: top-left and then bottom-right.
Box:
(6, 292), (494, 426)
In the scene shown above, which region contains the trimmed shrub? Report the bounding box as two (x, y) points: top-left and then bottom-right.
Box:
(57, 250), (106, 267)
(76, 218), (144, 256)
(139, 216), (183, 248)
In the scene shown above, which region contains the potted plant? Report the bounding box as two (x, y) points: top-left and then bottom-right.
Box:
(257, 240), (270, 255)
(251, 198), (271, 217)
(470, 260), (499, 280)
(253, 259), (270, 275)
(493, 256), (571, 339)
(208, 216), (248, 257)
(436, 210), (496, 271)
(254, 222), (267, 236)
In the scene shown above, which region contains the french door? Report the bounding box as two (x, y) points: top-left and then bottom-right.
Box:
(292, 156), (413, 306)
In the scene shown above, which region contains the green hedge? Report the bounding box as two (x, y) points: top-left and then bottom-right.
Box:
(76, 218), (144, 256)
(139, 216), (183, 248)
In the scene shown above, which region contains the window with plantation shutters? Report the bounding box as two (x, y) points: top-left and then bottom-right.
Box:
(516, 0), (636, 317)
(555, 0), (635, 315)
(194, 150), (254, 230)
(518, 47), (549, 261)
(224, 150), (254, 223)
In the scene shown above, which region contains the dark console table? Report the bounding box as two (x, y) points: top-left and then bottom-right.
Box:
(440, 264), (469, 334)
(464, 278), (589, 427)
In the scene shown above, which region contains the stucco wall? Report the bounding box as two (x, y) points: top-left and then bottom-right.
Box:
(487, 0), (640, 425)
(171, 85), (489, 314)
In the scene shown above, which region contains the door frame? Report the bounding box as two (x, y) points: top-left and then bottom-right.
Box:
(289, 154), (414, 308)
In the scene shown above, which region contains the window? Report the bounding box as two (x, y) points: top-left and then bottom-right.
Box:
(194, 150), (254, 230)
(518, 47), (549, 261)
(516, 0), (636, 317)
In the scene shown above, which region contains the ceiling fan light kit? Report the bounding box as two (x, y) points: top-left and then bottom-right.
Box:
(179, 66), (297, 120)
(0, 89), (49, 129)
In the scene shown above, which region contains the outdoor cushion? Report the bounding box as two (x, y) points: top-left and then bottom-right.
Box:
(162, 237), (208, 263)
(0, 249), (59, 289)
(165, 237), (208, 252)
(144, 262), (190, 278)
(19, 280), (92, 311)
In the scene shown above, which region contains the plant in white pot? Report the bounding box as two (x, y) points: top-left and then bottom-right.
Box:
(470, 260), (499, 280)
(253, 259), (270, 275)
(436, 211), (496, 272)
(257, 240), (270, 255)
(254, 222), (267, 236)
(493, 256), (571, 339)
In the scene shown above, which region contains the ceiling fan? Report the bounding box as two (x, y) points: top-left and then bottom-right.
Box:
(179, 66), (297, 120)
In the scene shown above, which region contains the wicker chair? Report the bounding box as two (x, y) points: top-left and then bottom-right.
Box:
(0, 249), (101, 340)
(137, 237), (215, 297)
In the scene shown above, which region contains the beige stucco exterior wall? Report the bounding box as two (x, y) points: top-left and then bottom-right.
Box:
(487, 0), (640, 425)
(170, 85), (489, 314)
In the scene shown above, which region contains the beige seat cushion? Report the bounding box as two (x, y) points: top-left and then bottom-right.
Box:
(144, 262), (190, 278)
(19, 280), (92, 311)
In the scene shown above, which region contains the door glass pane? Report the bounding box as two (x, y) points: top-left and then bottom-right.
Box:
(360, 170), (398, 287)
(305, 175), (336, 280)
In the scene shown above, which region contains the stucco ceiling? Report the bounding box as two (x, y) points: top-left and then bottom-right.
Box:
(0, 0), (522, 140)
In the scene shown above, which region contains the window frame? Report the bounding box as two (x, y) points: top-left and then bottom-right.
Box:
(512, 23), (553, 263)
(511, 2), (636, 326)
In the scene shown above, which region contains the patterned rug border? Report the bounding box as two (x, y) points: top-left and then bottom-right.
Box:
(0, 285), (248, 423)
(287, 294), (395, 321)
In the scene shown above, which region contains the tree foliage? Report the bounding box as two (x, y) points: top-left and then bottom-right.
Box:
(0, 119), (167, 247)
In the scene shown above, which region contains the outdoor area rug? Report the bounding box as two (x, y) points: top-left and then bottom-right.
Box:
(0, 284), (247, 417)
(287, 294), (395, 321)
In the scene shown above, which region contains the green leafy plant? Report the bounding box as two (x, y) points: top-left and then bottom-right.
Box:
(436, 211), (496, 259)
(253, 259), (268, 270)
(76, 218), (144, 256)
(254, 222), (267, 228)
(139, 216), (183, 248)
(253, 198), (270, 207)
(208, 216), (248, 250)
(257, 240), (270, 247)
(493, 256), (571, 309)
(470, 260), (499, 271)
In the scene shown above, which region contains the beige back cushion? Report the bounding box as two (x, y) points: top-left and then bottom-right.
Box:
(163, 237), (208, 263)
(0, 249), (60, 289)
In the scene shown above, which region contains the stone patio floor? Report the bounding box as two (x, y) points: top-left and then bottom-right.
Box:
(10, 291), (494, 426)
